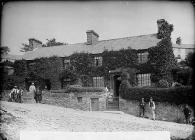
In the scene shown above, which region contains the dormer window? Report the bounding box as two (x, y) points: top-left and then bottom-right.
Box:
(94, 57), (102, 67)
(138, 52), (149, 64)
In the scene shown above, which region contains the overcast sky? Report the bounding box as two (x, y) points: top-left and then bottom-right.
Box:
(1, 1), (194, 55)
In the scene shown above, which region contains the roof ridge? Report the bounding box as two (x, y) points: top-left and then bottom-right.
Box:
(35, 33), (157, 49)
(98, 33), (157, 42)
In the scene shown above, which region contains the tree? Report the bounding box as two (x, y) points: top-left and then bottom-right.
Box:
(20, 43), (34, 52)
(149, 38), (177, 84)
(42, 38), (68, 47)
(176, 37), (182, 45)
(0, 46), (10, 55)
(185, 52), (194, 68)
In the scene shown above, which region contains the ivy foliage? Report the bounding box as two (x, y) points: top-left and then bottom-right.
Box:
(27, 56), (62, 79)
(148, 38), (177, 83)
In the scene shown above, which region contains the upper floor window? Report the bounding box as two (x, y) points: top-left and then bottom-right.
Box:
(64, 59), (71, 69)
(94, 56), (102, 67)
(138, 52), (149, 64)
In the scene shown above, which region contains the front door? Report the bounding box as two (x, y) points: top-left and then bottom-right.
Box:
(91, 98), (99, 111)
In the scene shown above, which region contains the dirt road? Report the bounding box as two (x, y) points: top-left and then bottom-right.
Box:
(0, 101), (194, 140)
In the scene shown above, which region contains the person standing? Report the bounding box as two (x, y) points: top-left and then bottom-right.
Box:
(139, 98), (145, 117)
(9, 86), (18, 102)
(29, 82), (36, 102)
(36, 86), (42, 103)
(17, 87), (23, 103)
(183, 104), (191, 124)
(149, 97), (156, 120)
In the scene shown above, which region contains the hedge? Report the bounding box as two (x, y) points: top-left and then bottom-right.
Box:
(120, 86), (194, 105)
(50, 86), (106, 93)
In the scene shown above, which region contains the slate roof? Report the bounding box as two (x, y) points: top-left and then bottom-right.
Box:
(22, 33), (161, 60)
(2, 54), (22, 61)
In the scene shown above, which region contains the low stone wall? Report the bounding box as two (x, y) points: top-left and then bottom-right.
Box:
(119, 97), (194, 123)
(42, 91), (107, 111)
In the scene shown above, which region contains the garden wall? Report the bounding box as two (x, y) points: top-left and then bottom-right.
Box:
(42, 91), (107, 111)
(119, 97), (194, 123)
(119, 86), (194, 123)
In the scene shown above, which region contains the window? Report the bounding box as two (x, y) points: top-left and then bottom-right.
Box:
(93, 77), (104, 87)
(94, 57), (103, 67)
(138, 52), (149, 63)
(64, 59), (71, 69)
(77, 97), (82, 103)
(137, 73), (151, 87)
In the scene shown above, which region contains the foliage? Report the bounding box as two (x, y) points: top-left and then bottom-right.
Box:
(20, 43), (34, 52)
(42, 38), (68, 47)
(158, 79), (169, 88)
(148, 38), (177, 84)
(50, 86), (105, 93)
(59, 69), (78, 86)
(0, 46), (10, 55)
(184, 52), (194, 68)
(176, 68), (192, 85)
(120, 86), (193, 105)
(157, 19), (174, 39)
(13, 60), (26, 77)
(176, 37), (181, 45)
(27, 56), (62, 78)
(2, 75), (25, 90)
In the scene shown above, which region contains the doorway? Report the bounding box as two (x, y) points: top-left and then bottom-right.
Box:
(113, 75), (121, 97)
(91, 98), (99, 111)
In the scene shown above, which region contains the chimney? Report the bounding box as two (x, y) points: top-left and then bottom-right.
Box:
(29, 38), (42, 49)
(86, 30), (99, 45)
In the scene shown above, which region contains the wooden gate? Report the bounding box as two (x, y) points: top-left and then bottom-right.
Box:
(91, 98), (99, 111)
(106, 97), (119, 110)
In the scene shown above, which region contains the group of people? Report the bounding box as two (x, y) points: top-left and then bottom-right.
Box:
(29, 82), (42, 103)
(139, 97), (192, 124)
(9, 86), (23, 103)
(139, 97), (156, 120)
(9, 82), (43, 103)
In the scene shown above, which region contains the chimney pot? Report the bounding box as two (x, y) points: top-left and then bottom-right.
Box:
(86, 30), (99, 45)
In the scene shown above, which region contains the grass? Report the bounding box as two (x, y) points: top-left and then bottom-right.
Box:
(121, 99), (193, 124)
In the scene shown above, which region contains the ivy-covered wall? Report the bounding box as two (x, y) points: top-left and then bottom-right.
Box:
(12, 42), (177, 90)
(26, 56), (63, 89)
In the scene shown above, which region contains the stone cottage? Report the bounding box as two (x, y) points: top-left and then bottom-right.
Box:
(20, 19), (193, 95)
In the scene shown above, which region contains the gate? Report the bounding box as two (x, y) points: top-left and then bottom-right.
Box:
(106, 97), (119, 110)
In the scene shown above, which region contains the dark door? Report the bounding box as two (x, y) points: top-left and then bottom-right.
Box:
(91, 98), (99, 111)
(114, 75), (121, 97)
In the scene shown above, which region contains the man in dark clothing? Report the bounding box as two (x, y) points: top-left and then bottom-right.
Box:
(139, 98), (145, 117)
(183, 104), (191, 124)
(35, 86), (42, 103)
(16, 87), (23, 103)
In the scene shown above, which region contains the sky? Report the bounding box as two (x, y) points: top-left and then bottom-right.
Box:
(1, 1), (195, 55)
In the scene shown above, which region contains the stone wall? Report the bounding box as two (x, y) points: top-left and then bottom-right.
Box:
(42, 91), (107, 111)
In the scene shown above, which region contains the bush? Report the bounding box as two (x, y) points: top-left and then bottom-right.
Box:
(50, 86), (106, 93)
(158, 79), (169, 88)
(120, 86), (193, 105)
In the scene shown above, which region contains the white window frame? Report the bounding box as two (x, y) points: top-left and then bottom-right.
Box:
(137, 73), (151, 87)
(94, 57), (103, 67)
(93, 76), (104, 87)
